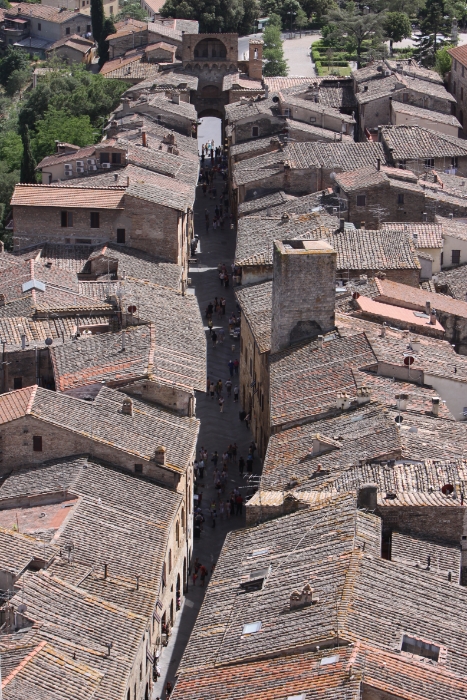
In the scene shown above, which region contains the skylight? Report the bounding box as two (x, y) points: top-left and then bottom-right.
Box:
(401, 635), (440, 662)
(22, 279), (46, 293)
(248, 548), (269, 558)
(287, 695), (306, 700)
(242, 621), (262, 635)
(320, 654), (340, 666)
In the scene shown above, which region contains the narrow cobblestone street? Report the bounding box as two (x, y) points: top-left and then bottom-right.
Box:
(152, 164), (257, 699)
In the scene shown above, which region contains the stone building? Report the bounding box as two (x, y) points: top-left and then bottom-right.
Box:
(448, 44), (467, 133)
(172, 492), (467, 700)
(1, 5), (91, 54)
(0, 455), (188, 699)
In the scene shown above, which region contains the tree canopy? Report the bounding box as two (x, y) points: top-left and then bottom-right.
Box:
(31, 108), (98, 163)
(160, 0), (258, 33)
(20, 126), (36, 184)
(263, 18), (288, 75)
(325, 2), (386, 67)
(383, 11), (412, 54)
(91, 0), (105, 43)
(115, 1), (149, 21)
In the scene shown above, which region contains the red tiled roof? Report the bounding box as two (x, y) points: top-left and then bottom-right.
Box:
(355, 294), (445, 333)
(0, 386), (37, 424)
(375, 277), (467, 319)
(11, 185), (125, 209)
(448, 44), (467, 67)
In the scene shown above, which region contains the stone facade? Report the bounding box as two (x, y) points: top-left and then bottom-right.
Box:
(449, 49), (467, 133)
(270, 240), (336, 354)
(239, 324), (270, 456)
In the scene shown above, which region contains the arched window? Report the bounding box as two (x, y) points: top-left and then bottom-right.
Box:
(194, 38), (227, 60)
(181, 507), (185, 530)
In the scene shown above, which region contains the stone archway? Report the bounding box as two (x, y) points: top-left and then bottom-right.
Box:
(198, 108), (224, 119)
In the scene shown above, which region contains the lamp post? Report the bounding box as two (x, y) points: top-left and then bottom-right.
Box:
(287, 11), (296, 36)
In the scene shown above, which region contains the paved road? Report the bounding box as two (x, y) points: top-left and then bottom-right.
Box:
(238, 31), (318, 76)
(152, 163), (257, 699)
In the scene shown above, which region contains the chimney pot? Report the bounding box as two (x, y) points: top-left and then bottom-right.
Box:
(430, 309), (437, 325)
(449, 212), (454, 219)
(357, 483), (377, 511)
(422, 212), (428, 222)
(425, 300), (431, 315)
(142, 131), (147, 147)
(155, 445), (167, 465)
(376, 158), (381, 171)
(339, 218), (345, 232)
(432, 396), (440, 416)
(122, 397), (133, 416)
(317, 335), (324, 349)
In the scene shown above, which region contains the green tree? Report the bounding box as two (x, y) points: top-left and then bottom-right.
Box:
(302, 0), (335, 25)
(0, 48), (29, 88)
(383, 11), (412, 54)
(160, 0), (245, 32)
(115, 1), (148, 21)
(31, 108), (98, 162)
(98, 16), (116, 67)
(18, 63), (125, 133)
(324, 2), (386, 67)
(281, 0), (301, 31)
(435, 44), (452, 75)
(0, 130), (22, 172)
(239, 0), (260, 35)
(91, 0), (105, 43)
(267, 11), (282, 27)
(5, 68), (31, 97)
(414, 0), (451, 64)
(263, 19), (288, 75)
(19, 126), (36, 184)
(0, 0), (11, 8)
(295, 6), (308, 35)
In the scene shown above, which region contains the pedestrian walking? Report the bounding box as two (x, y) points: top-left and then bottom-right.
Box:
(244, 413), (250, 429)
(200, 564), (208, 586)
(166, 682), (173, 697)
(216, 379), (223, 396)
(210, 500), (217, 527)
(208, 318), (213, 336)
(221, 297), (226, 315)
(226, 379), (232, 397)
(219, 395), (224, 413)
(239, 455), (245, 475)
(212, 451), (219, 468)
(217, 327), (225, 343)
(192, 571), (197, 586)
(198, 459), (205, 479)
(230, 492), (236, 516)
(228, 359), (234, 377)
(250, 441), (257, 457)
(210, 381), (215, 399)
(219, 501), (225, 520)
(234, 359), (239, 375)
(232, 442), (237, 463)
(233, 385), (239, 402)
(225, 499), (231, 518)
(211, 330), (217, 347)
(235, 493), (243, 515)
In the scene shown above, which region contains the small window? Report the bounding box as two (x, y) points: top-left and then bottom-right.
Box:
(134, 464), (143, 473)
(112, 152), (121, 164)
(401, 635), (440, 662)
(284, 108), (290, 117)
(399, 159), (407, 170)
(110, 5), (113, 12)
(452, 249), (461, 264)
(60, 211), (73, 228)
(77, 25), (80, 32)
(424, 158), (435, 168)
(87, 23), (91, 31)
(13, 377), (22, 390)
(38, 22), (41, 30)
(397, 193), (404, 205)
(117, 228), (126, 244)
(441, 252), (444, 265)
(252, 126), (259, 137)
(33, 436), (42, 452)
(310, 117), (316, 123)
(90, 212), (100, 228)
(356, 194), (366, 207)
(402, 92), (409, 103)
(100, 152), (110, 163)
(242, 621), (262, 635)
(66, 26), (70, 34)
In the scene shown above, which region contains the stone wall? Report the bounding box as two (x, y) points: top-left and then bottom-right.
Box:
(378, 504), (465, 545)
(239, 319), (270, 457)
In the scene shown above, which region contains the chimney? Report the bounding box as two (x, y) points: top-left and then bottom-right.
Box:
(360, 221), (365, 230)
(317, 335), (324, 349)
(270, 240), (337, 354)
(290, 583), (316, 610)
(126, 176), (130, 187)
(432, 396), (440, 416)
(376, 158), (381, 171)
(413, 233), (418, 245)
(422, 212), (428, 222)
(410, 339), (420, 353)
(381, 322), (387, 337)
(430, 309), (437, 325)
(172, 92), (180, 105)
(357, 483), (377, 511)
(122, 397), (133, 416)
(395, 392), (409, 411)
(425, 300), (431, 315)
(142, 131), (147, 147)
(155, 445), (167, 465)
(121, 98), (131, 115)
(114, 173), (119, 182)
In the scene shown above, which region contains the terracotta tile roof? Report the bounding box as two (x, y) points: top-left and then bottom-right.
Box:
(391, 100), (461, 127)
(385, 58), (443, 84)
(269, 333), (377, 429)
(435, 215), (467, 242)
(222, 72), (262, 91)
(355, 295), (445, 334)
(381, 125), (467, 161)
(238, 191), (297, 216)
(123, 71), (198, 94)
(99, 51), (145, 76)
(263, 76), (312, 91)
(50, 323), (154, 391)
(143, 94), (197, 119)
(281, 93), (355, 123)
(335, 165), (388, 192)
(229, 135), (281, 158)
(0, 386), (199, 469)
(147, 20), (182, 41)
(262, 404), (401, 490)
(235, 213), (331, 267)
(285, 117), (354, 141)
(224, 97), (278, 123)
(36, 145), (96, 170)
(355, 74), (398, 104)
(87, 242), (182, 288)
(11, 185), (125, 209)
(329, 227), (421, 272)
(236, 281), (272, 353)
(382, 221), (443, 249)
(435, 263), (467, 300)
(102, 63), (160, 81)
(391, 531), (461, 579)
(448, 44), (467, 66)
(374, 276), (467, 319)
(47, 34), (94, 52)
(7, 4), (86, 22)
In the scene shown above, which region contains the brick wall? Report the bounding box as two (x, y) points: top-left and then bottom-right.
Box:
(233, 116), (283, 144)
(378, 504), (465, 545)
(182, 33), (238, 65)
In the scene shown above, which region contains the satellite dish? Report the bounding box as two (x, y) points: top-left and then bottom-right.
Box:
(128, 305), (137, 314)
(404, 355), (414, 366)
(45, 338), (53, 346)
(442, 483), (454, 495)
(272, 95), (279, 103)
(394, 415), (403, 423)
